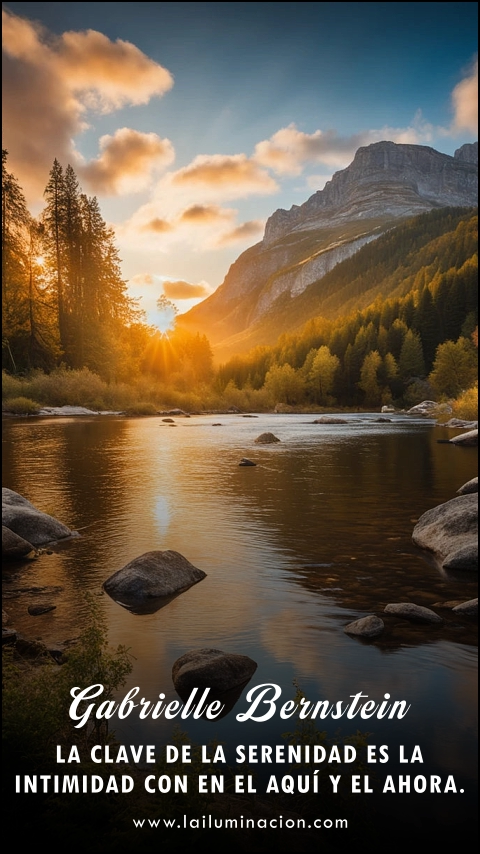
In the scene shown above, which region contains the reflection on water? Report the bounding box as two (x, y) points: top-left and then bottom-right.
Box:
(2, 413), (478, 824)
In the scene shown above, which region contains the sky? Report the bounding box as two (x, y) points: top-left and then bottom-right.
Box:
(2, 2), (478, 328)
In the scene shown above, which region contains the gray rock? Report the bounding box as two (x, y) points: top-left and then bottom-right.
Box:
(313, 416), (348, 424)
(449, 429), (478, 447)
(344, 615), (384, 638)
(384, 603), (443, 624)
(406, 400), (439, 416)
(2, 525), (36, 558)
(254, 432), (281, 444)
(172, 648), (257, 695)
(457, 477), (478, 495)
(239, 458), (256, 466)
(452, 598), (478, 616)
(412, 493), (478, 571)
(103, 550), (206, 601)
(2, 488), (36, 508)
(442, 419), (478, 429)
(162, 418), (175, 423)
(2, 504), (73, 547)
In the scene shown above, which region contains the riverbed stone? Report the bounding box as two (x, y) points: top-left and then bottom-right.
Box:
(2, 502), (74, 547)
(449, 429), (478, 447)
(103, 550), (206, 601)
(2, 525), (36, 558)
(384, 603), (443, 623)
(313, 416), (348, 424)
(2, 489), (74, 547)
(344, 615), (385, 638)
(27, 604), (57, 616)
(239, 458), (256, 466)
(412, 493), (478, 571)
(172, 648), (257, 695)
(452, 598), (478, 616)
(457, 477), (478, 495)
(254, 432), (281, 444)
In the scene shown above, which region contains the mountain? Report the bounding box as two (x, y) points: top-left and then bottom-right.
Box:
(178, 141), (478, 360)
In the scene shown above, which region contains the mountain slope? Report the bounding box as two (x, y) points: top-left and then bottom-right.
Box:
(179, 141), (478, 359)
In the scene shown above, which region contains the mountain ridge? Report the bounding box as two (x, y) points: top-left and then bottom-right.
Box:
(179, 141), (478, 359)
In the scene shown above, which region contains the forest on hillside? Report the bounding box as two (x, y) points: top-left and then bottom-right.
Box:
(2, 151), (478, 415)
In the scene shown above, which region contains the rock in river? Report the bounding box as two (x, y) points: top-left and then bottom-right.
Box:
(344, 614), (385, 638)
(384, 603), (443, 623)
(254, 432), (281, 444)
(103, 550), (206, 602)
(172, 648), (257, 695)
(457, 477), (478, 495)
(412, 493), (478, 571)
(2, 488), (74, 547)
(2, 525), (36, 558)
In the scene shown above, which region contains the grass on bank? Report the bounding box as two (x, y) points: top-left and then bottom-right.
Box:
(2, 367), (478, 418)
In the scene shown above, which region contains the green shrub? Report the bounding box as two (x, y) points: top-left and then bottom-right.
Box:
(2, 396), (41, 415)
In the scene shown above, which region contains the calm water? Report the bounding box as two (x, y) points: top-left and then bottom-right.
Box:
(2, 412), (477, 829)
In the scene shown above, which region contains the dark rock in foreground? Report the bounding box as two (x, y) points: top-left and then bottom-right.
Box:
(344, 615), (384, 638)
(384, 603), (443, 623)
(239, 458), (256, 466)
(2, 525), (36, 558)
(172, 648), (257, 695)
(412, 493), (478, 571)
(2, 488), (74, 546)
(27, 604), (57, 616)
(254, 432), (281, 444)
(103, 550), (206, 601)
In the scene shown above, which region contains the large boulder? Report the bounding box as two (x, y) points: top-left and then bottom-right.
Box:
(449, 429), (478, 447)
(103, 550), (206, 602)
(2, 489), (74, 546)
(2, 525), (36, 558)
(412, 493), (478, 571)
(172, 648), (257, 695)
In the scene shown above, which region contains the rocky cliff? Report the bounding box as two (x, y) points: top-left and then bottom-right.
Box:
(179, 141), (478, 357)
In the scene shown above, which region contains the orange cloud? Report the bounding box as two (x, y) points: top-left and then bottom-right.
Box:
(2, 8), (174, 201)
(55, 29), (173, 112)
(171, 153), (278, 196)
(163, 280), (211, 299)
(80, 128), (174, 195)
(179, 204), (233, 224)
(141, 218), (173, 233)
(253, 118), (436, 175)
(216, 220), (265, 246)
(451, 57), (478, 134)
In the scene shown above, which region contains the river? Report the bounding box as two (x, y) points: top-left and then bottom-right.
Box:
(2, 411), (477, 835)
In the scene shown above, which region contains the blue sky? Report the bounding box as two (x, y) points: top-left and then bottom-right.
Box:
(2, 2), (478, 325)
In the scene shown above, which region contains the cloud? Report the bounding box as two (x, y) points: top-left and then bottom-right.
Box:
(179, 204), (233, 224)
(54, 28), (173, 112)
(216, 220), (265, 246)
(451, 57), (478, 134)
(162, 280), (212, 299)
(141, 217), (173, 233)
(170, 153), (278, 197)
(253, 118), (436, 175)
(128, 273), (154, 287)
(79, 128), (174, 194)
(2, 8), (174, 201)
